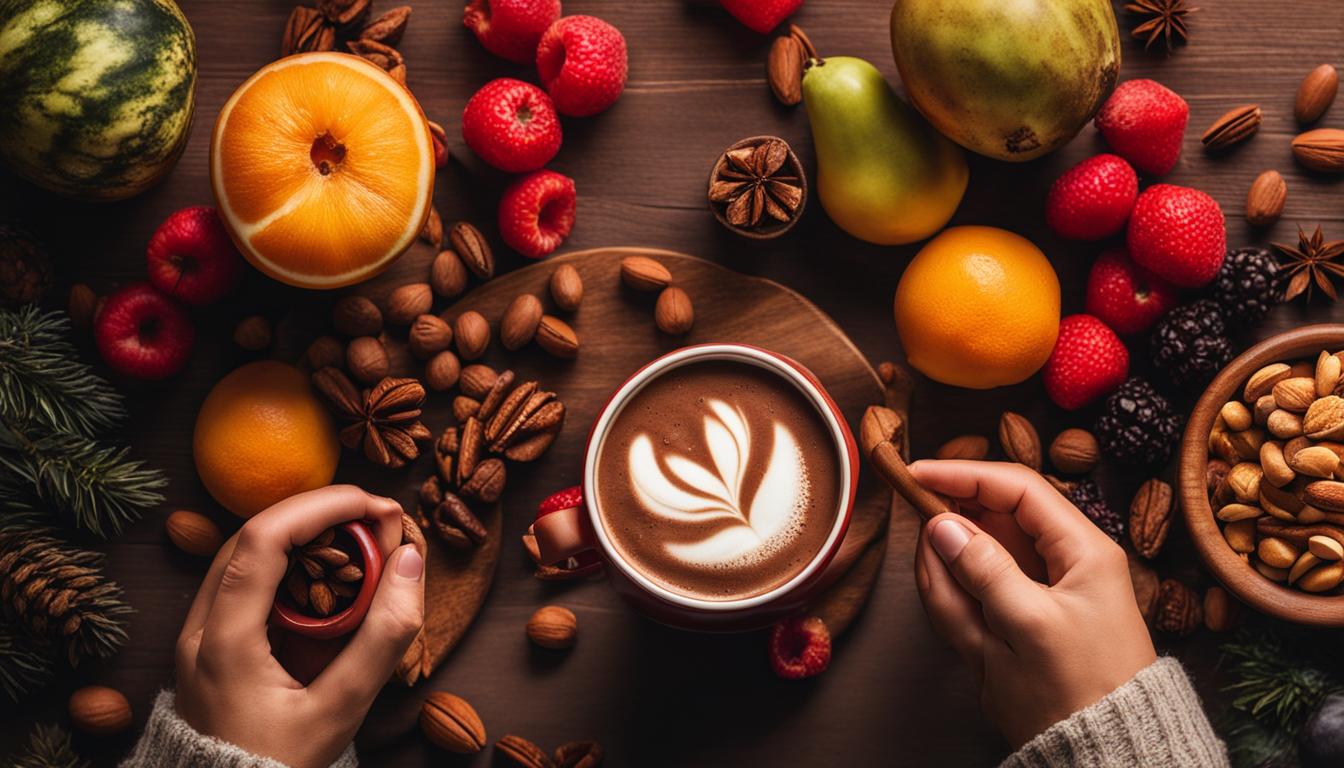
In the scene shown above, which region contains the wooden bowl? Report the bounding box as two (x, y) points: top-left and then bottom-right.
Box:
(707, 135), (807, 240)
(1179, 324), (1344, 627)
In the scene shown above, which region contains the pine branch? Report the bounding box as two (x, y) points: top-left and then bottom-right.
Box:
(12, 723), (88, 768)
(0, 421), (166, 538)
(0, 307), (124, 437)
(1221, 630), (1339, 732)
(0, 620), (53, 703)
(0, 528), (131, 666)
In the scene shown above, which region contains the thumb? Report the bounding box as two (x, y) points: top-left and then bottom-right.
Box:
(310, 545), (425, 708)
(927, 514), (1047, 640)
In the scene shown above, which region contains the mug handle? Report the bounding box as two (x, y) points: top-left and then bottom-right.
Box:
(533, 504), (598, 565)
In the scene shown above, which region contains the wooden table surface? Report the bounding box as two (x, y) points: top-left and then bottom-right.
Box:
(4, 0), (1344, 764)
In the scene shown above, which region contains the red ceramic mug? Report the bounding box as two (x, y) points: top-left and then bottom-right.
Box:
(533, 343), (859, 631)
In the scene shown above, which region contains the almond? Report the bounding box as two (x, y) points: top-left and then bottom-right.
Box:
(526, 605), (577, 649)
(1262, 482), (1305, 514)
(1292, 128), (1344, 173)
(409, 314), (453, 360)
(1202, 586), (1239, 632)
(1259, 536), (1301, 568)
(1305, 479), (1344, 512)
(1227, 427), (1265, 461)
(500, 294), (543, 351)
(453, 311), (490, 360)
(431, 250), (469, 298)
(1305, 395), (1344, 439)
(1299, 561), (1344, 592)
(1201, 104), (1261, 150)
(1296, 64), (1338, 124)
(1216, 502), (1261, 522)
(419, 205), (443, 247)
(1272, 376), (1316, 412)
(1226, 462), (1263, 503)
(654, 287), (694, 335)
(458, 364), (498, 399)
(1318, 349), (1342, 396)
(620, 255), (672, 292)
(1244, 363), (1292, 402)
(549, 264), (583, 311)
(165, 510), (224, 557)
(1267, 409), (1305, 439)
(1224, 518), (1256, 552)
(332, 295), (383, 337)
(420, 692), (485, 754)
(1290, 551), (1322, 584)
(1220, 401), (1253, 431)
(68, 686), (132, 735)
(1245, 170), (1286, 227)
(1309, 533), (1344, 561)
(1048, 428), (1099, 474)
(346, 336), (389, 383)
(425, 350), (460, 392)
(1260, 441), (1295, 487)
(998, 412), (1041, 471)
(386, 283), (432, 325)
(766, 34), (804, 106)
(1289, 445), (1341, 479)
(536, 315), (579, 358)
(935, 435), (989, 461)
(1253, 394), (1277, 425)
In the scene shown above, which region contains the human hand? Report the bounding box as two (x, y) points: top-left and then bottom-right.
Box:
(909, 460), (1155, 748)
(174, 485), (424, 768)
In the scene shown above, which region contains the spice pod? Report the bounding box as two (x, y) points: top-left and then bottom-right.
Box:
(707, 135), (808, 240)
(270, 520), (383, 640)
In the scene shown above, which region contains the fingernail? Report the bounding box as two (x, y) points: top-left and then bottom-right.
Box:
(395, 546), (423, 580)
(930, 519), (972, 562)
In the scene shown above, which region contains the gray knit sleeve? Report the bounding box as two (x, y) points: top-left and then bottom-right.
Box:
(120, 691), (358, 768)
(1001, 656), (1228, 768)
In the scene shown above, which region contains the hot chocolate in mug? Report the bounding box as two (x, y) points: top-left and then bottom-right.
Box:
(533, 343), (859, 631)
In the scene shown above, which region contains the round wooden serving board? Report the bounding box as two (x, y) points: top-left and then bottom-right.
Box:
(324, 246), (905, 678)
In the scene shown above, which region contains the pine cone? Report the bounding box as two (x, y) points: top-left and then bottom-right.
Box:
(0, 226), (52, 309)
(0, 530), (130, 666)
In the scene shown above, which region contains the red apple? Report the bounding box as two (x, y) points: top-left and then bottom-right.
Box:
(95, 283), (195, 379)
(146, 206), (242, 306)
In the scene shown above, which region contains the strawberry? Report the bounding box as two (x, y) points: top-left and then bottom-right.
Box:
(1084, 249), (1179, 335)
(145, 206), (242, 306)
(1043, 315), (1129, 411)
(1094, 79), (1189, 176)
(1045, 154), (1138, 240)
(1127, 183), (1226, 288)
(533, 486), (602, 575)
(536, 16), (627, 117)
(498, 169), (576, 259)
(769, 615), (830, 679)
(719, 0), (802, 34)
(463, 0), (561, 64)
(95, 283), (195, 380)
(537, 486), (583, 517)
(461, 78), (563, 173)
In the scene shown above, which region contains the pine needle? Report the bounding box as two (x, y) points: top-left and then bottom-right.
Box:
(0, 307), (124, 437)
(0, 621), (52, 703)
(13, 723), (89, 768)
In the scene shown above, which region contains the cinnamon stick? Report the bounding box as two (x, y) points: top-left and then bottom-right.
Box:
(1256, 518), (1344, 549)
(870, 440), (957, 520)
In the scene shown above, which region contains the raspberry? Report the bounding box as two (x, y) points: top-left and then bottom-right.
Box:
(498, 169), (576, 259)
(537, 16), (628, 117)
(768, 615), (831, 679)
(461, 78), (562, 173)
(463, 0), (560, 64)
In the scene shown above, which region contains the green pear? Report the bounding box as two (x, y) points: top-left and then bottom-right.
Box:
(801, 56), (967, 246)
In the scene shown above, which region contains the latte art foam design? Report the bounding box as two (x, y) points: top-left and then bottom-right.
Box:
(627, 399), (809, 568)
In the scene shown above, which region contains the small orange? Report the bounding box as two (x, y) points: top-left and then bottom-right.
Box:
(894, 226), (1060, 389)
(193, 361), (339, 518)
(210, 52), (434, 289)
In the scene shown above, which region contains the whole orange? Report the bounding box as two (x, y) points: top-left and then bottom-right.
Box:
(193, 361), (339, 517)
(894, 226), (1060, 389)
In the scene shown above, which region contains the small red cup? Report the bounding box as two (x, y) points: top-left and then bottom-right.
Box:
(533, 343), (859, 631)
(270, 520), (383, 683)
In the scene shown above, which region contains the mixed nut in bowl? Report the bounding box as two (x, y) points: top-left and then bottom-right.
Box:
(1179, 325), (1344, 627)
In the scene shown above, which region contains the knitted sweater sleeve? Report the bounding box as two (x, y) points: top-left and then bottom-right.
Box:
(1001, 656), (1229, 768)
(120, 691), (358, 768)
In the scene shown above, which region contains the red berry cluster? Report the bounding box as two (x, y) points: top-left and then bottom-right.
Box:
(461, 1), (629, 259)
(95, 207), (243, 380)
(1041, 79), (1228, 411)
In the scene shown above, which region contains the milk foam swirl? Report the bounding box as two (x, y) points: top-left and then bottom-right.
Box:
(627, 399), (809, 567)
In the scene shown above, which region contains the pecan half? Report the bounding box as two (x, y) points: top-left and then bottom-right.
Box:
(430, 492), (488, 550)
(461, 458), (506, 503)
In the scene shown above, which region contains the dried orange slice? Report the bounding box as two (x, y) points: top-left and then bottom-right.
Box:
(210, 53), (434, 289)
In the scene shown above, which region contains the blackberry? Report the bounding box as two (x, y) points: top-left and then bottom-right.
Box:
(1150, 300), (1234, 390)
(1209, 247), (1280, 329)
(1095, 377), (1182, 466)
(1064, 479), (1123, 542)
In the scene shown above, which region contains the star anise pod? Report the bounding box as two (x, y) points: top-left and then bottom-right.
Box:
(1125, 0), (1196, 52)
(709, 137), (805, 234)
(1274, 225), (1344, 302)
(312, 367), (433, 468)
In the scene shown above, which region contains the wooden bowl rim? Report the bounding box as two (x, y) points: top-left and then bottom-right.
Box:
(1179, 323), (1344, 627)
(706, 134), (808, 241)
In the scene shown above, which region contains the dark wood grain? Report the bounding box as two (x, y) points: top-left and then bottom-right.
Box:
(5, 0), (1344, 764)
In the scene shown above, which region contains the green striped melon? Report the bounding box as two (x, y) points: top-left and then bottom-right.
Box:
(0, 0), (197, 201)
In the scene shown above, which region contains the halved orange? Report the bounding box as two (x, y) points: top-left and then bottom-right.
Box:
(210, 52), (434, 289)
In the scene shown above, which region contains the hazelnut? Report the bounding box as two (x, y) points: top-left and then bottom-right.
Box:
(431, 250), (469, 298)
(526, 605), (577, 649)
(303, 336), (345, 371)
(1048, 428), (1099, 474)
(409, 314), (453, 360)
(453, 311), (490, 360)
(233, 315), (272, 351)
(386, 283), (433, 326)
(654, 286), (694, 335)
(425, 351), (461, 392)
(459, 365), (498, 398)
(347, 336), (390, 383)
(549, 264), (583, 311)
